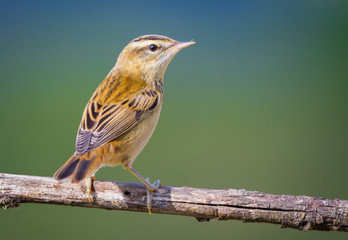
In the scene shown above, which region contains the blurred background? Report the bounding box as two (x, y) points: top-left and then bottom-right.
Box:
(0, 0), (347, 239)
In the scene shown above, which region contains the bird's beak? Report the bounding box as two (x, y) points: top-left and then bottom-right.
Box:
(177, 41), (196, 49)
(170, 41), (196, 51)
(161, 40), (195, 64)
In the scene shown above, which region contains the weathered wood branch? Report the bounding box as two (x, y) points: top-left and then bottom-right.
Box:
(0, 173), (347, 232)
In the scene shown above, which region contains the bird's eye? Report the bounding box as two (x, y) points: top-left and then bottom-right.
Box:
(149, 44), (158, 51)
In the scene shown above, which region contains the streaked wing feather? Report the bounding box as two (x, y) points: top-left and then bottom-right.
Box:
(75, 91), (159, 156)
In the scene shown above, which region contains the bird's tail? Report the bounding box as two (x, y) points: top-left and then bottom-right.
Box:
(53, 153), (101, 183)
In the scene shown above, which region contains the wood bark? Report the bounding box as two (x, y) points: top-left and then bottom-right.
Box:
(0, 173), (347, 232)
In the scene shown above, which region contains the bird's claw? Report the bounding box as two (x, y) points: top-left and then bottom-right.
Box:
(145, 177), (161, 214)
(87, 190), (93, 203)
(86, 176), (94, 203)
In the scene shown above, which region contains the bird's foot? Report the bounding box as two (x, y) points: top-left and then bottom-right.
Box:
(145, 177), (161, 214)
(87, 189), (93, 203)
(85, 176), (95, 203)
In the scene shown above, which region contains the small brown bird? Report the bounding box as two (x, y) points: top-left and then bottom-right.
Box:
(54, 34), (195, 213)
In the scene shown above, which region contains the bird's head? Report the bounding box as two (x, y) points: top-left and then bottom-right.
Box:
(115, 35), (195, 81)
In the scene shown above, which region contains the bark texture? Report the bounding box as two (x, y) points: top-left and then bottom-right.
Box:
(0, 173), (347, 232)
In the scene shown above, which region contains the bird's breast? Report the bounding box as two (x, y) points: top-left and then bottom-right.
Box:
(103, 102), (163, 167)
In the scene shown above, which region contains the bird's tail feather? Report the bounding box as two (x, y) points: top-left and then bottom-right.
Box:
(53, 153), (101, 183)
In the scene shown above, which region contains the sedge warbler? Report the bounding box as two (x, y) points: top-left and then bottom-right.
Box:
(54, 35), (195, 213)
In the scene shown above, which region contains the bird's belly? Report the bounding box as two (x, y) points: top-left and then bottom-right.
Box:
(103, 105), (162, 167)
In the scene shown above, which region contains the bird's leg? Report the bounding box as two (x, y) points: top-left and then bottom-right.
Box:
(122, 164), (160, 214)
(85, 175), (95, 203)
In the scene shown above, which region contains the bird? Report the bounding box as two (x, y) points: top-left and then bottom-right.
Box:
(53, 34), (195, 213)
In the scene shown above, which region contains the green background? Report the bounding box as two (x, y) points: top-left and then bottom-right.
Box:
(1, 0), (347, 239)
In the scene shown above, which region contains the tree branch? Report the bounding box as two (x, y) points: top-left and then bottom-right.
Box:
(0, 173), (347, 232)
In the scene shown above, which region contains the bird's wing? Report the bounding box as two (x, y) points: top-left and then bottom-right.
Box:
(75, 90), (160, 156)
